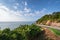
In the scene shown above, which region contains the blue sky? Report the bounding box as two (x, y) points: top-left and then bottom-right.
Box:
(0, 0), (60, 21)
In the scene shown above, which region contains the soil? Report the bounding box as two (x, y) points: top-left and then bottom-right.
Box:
(43, 28), (60, 40)
(46, 20), (60, 27)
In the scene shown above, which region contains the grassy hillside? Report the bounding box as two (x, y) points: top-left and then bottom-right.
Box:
(49, 28), (60, 36)
(36, 12), (60, 24)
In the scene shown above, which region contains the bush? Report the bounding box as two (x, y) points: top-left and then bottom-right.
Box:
(0, 24), (47, 40)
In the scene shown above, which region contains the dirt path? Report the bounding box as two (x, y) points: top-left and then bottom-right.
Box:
(37, 24), (60, 30)
(43, 28), (60, 40)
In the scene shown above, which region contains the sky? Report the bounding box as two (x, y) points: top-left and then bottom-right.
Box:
(0, 0), (60, 21)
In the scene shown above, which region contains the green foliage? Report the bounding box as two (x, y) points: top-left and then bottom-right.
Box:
(36, 12), (60, 24)
(0, 24), (43, 40)
(14, 24), (42, 40)
(50, 28), (60, 36)
(0, 28), (11, 40)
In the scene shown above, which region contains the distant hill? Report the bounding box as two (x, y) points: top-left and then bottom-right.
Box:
(36, 12), (60, 25)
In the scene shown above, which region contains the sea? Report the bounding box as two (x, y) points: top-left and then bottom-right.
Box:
(0, 21), (34, 30)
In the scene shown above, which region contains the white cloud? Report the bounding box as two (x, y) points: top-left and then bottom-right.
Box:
(24, 8), (47, 17)
(24, 13), (35, 16)
(35, 11), (40, 14)
(0, 2), (47, 21)
(16, 3), (19, 6)
(24, 7), (31, 13)
(13, 6), (18, 9)
(0, 3), (25, 21)
(25, 1), (27, 6)
(13, 11), (23, 16)
(40, 8), (47, 13)
(13, 3), (19, 9)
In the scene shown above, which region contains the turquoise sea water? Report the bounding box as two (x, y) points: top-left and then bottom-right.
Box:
(0, 21), (34, 30)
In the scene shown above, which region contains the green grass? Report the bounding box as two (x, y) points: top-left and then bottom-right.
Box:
(49, 28), (60, 36)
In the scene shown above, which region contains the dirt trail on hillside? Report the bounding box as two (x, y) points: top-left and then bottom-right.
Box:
(44, 28), (60, 40)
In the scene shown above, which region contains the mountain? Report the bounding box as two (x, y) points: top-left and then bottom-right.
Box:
(36, 12), (60, 26)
